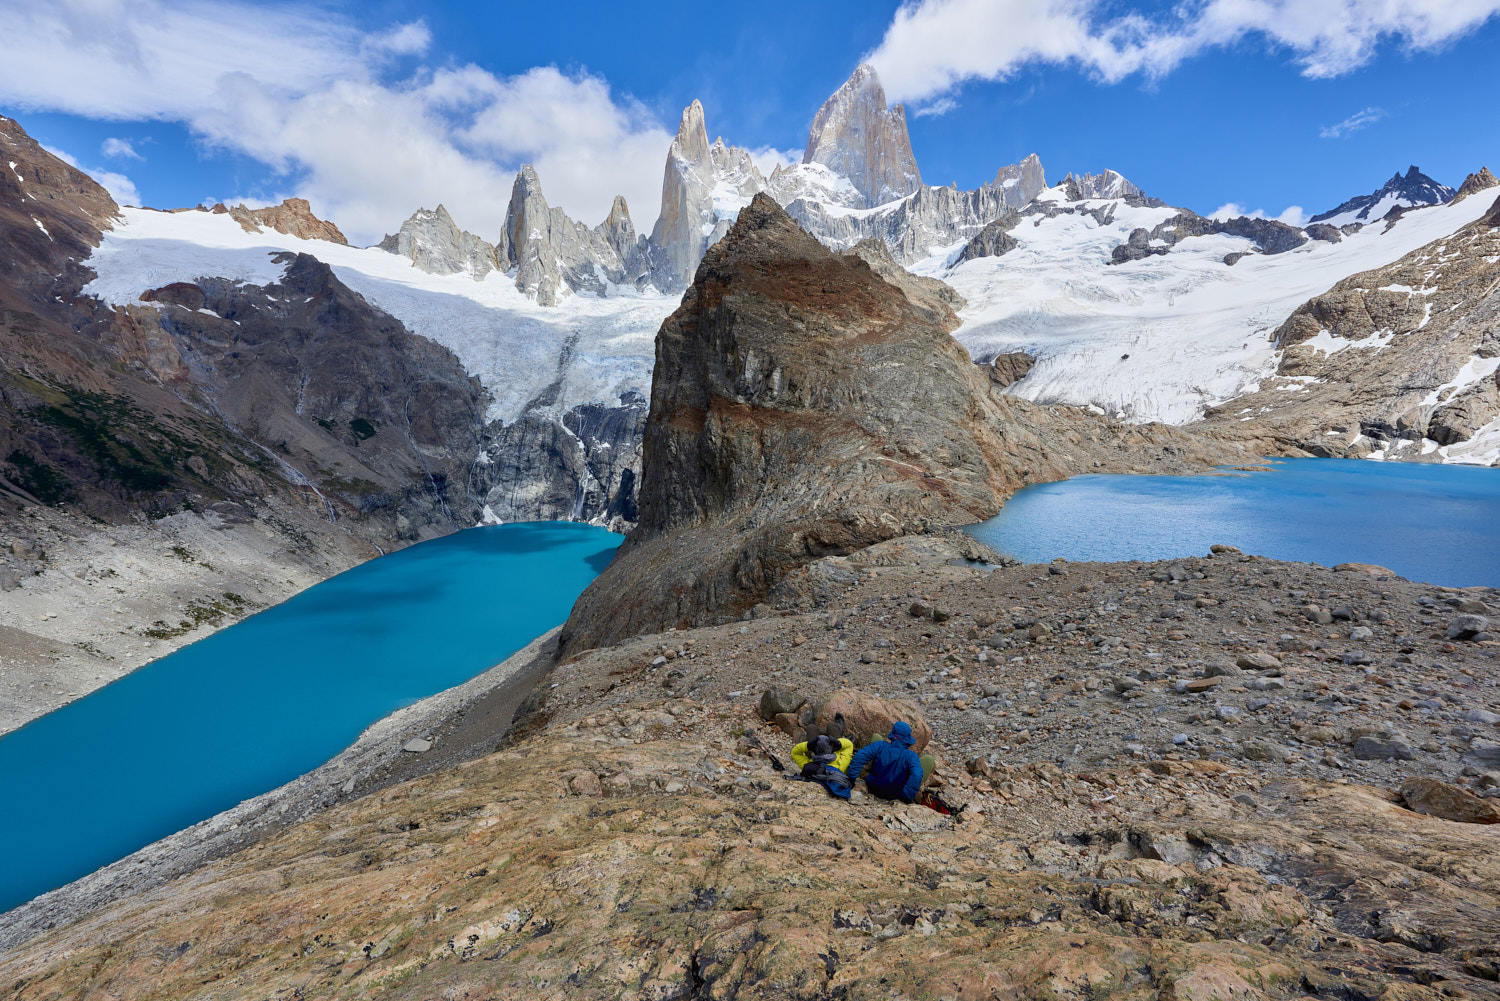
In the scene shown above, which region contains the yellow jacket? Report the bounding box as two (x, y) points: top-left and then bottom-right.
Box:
(791, 737), (854, 773)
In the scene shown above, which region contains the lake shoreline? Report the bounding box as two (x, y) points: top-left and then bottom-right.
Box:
(0, 625), (562, 952)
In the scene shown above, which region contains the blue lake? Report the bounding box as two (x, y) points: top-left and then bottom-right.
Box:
(967, 458), (1500, 588)
(0, 521), (620, 914)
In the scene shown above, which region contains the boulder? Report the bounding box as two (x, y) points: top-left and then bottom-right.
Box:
(815, 689), (931, 752)
(1353, 736), (1418, 761)
(1399, 777), (1500, 824)
(1446, 614), (1489, 641)
(1333, 562), (1395, 576)
(758, 686), (806, 722)
(1235, 652), (1281, 672)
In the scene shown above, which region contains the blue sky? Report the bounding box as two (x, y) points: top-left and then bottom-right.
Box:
(3, 0), (1496, 243)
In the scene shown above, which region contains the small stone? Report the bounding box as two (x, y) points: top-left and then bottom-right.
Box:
(1349, 626), (1374, 641)
(1341, 650), (1373, 666)
(650, 655), (668, 668)
(401, 738), (432, 753)
(908, 601), (932, 618)
(1172, 733), (1189, 745)
(858, 650), (878, 664)
(792, 634), (808, 647)
(1352, 736), (1417, 761)
(1204, 660), (1243, 679)
(1299, 725), (1339, 744)
(1458, 709), (1500, 726)
(1112, 677), (1143, 694)
(1245, 677), (1286, 692)
(1236, 652), (1281, 671)
(759, 686), (806, 721)
(1185, 677), (1222, 693)
(1456, 599), (1491, 615)
(1027, 622), (1052, 640)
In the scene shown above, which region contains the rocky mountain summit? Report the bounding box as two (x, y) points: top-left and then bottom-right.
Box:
(801, 62), (923, 209)
(1312, 165), (1457, 228)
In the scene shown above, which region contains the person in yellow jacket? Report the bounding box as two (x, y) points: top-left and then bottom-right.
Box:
(790, 732), (854, 773)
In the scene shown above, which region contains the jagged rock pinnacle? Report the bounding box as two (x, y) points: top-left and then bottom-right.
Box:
(802, 63), (923, 208)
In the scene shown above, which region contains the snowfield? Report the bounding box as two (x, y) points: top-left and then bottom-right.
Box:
(84, 208), (681, 425)
(919, 186), (1498, 426)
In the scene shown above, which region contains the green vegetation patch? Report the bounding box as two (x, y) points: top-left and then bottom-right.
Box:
(348, 417), (379, 441)
(3, 450), (75, 506)
(142, 591), (253, 640)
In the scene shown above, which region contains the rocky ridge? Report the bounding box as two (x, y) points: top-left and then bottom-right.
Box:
(1204, 191), (1500, 462)
(1312, 165), (1457, 228)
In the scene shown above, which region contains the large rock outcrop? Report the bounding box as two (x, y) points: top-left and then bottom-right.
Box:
(559, 194), (1023, 652)
(565, 193), (1262, 654)
(219, 198), (347, 244)
(802, 63), (922, 209)
(501, 166), (649, 305)
(377, 204), (499, 279)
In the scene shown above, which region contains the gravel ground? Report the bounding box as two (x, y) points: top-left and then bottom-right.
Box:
(537, 542), (1500, 795)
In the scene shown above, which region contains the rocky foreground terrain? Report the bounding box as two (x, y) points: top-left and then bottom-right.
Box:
(2, 538), (1498, 999)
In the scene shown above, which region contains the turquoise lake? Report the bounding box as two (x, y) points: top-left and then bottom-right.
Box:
(966, 459), (1500, 587)
(0, 521), (620, 914)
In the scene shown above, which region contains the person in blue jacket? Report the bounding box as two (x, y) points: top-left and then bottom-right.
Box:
(843, 721), (926, 803)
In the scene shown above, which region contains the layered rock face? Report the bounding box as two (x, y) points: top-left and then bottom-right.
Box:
(471, 393), (645, 529)
(377, 204), (499, 279)
(803, 63), (922, 208)
(217, 198), (347, 244)
(559, 194), (1021, 651)
(1204, 192), (1500, 462)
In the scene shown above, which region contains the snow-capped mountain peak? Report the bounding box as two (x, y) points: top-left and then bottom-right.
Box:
(1310, 165), (1456, 228)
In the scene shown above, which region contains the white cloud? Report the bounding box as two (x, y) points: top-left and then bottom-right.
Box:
(1210, 202), (1310, 226)
(101, 137), (142, 160)
(911, 97), (957, 118)
(45, 145), (142, 206)
(747, 145), (799, 177)
(0, 1), (674, 244)
(1320, 106), (1387, 139)
(868, 0), (1500, 104)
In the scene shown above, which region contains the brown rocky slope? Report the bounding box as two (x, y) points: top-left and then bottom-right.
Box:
(560, 195), (1262, 655)
(0, 116), (493, 732)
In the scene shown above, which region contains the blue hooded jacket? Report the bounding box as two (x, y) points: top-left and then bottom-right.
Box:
(843, 722), (924, 803)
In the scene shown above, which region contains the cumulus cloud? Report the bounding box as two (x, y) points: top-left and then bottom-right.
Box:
(0, 0), (674, 243)
(101, 137), (142, 160)
(1320, 106), (1387, 139)
(868, 0), (1500, 104)
(748, 145), (799, 177)
(1210, 202), (1310, 226)
(46, 145), (141, 206)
